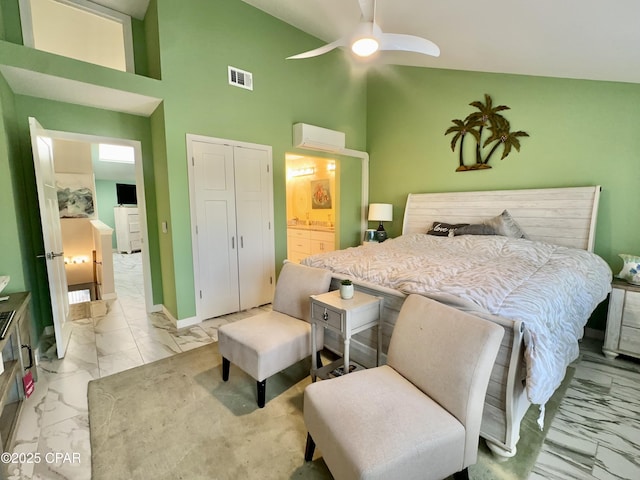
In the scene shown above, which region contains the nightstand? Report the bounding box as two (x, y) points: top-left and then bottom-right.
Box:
(309, 290), (383, 380)
(603, 278), (640, 360)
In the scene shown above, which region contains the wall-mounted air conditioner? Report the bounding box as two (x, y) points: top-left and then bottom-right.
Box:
(292, 123), (345, 152)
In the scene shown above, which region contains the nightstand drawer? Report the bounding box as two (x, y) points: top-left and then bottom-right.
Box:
(311, 303), (342, 331)
(604, 280), (640, 360)
(622, 290), (640, 328)
(619, 326), (640, 353)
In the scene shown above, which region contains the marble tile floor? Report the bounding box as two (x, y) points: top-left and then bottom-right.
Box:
(530, 337), (640, 480)
(4, 253), (639, 479)
(4, 253), (270, 479)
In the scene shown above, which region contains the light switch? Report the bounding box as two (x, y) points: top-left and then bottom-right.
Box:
(162, 221), (168, 233)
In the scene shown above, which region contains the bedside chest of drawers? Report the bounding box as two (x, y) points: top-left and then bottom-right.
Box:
(114, 206), (141, 254)
(309, 290), (383, 380)
(603, 278), (640, 360)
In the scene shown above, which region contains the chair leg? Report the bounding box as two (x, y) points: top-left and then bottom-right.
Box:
(222, 357), (230, 381)
(304, 433), (316, 461)
(257, 379), (266, 408)
(453, 468), (469, 480)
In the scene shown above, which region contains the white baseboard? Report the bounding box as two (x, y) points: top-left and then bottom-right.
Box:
(176, 315), (200, 329)
(161, 305), (200, 329)
(149, 303), (163, 313)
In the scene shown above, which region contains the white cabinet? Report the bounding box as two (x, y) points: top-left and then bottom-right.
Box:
(287, 228), (335, 263)
(603, 279), (640, 360)
(189, 138), (275, 320)
(287, 228), (311, 263)
(114, 206), (141, 254)
(311, 230), (335, 255)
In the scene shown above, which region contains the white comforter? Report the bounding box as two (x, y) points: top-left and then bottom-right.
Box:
(302, 233), (611, 413)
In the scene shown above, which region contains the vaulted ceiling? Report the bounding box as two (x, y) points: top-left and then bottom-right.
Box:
(242, 0), (640, 84)
(91, 0), (640, 84)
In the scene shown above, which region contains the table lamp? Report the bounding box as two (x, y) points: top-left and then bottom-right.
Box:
(368, 203), (393, 242)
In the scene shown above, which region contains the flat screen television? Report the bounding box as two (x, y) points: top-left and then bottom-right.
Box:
(116, 183), (137, 205)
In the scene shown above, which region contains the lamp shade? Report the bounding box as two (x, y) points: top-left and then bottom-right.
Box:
(368, 203), (393, 222)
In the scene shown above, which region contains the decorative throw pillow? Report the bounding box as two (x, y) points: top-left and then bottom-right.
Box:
(453, 224), (498, 236)
(427, 222), (469, 236)
(483, 210), (528, 239)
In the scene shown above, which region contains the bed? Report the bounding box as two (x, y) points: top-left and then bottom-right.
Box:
(300, 186), (612, 457)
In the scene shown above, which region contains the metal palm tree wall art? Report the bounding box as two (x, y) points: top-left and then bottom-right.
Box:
(445, 94), (529, 172)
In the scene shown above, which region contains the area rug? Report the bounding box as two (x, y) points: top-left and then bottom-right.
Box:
(88, 342), (573, 480)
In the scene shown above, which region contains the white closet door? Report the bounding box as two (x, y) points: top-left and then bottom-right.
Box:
(234, 146), (275, 310)
(192, 141), (240, 318)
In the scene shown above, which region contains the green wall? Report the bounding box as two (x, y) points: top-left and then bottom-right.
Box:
(367, 67), (640, 329)
(368, 67), (640, 266)
(0, 0), (366, 331)
(0, 0), (21, 44)
(0, 69), (26, 294)
(151, 0), (367, 319)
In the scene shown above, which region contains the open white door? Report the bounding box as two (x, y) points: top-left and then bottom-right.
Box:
(29, 117), (72, 358)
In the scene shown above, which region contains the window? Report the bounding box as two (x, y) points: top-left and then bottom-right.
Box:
(19, 0), (134, 72)
(98, 143), (135, 164)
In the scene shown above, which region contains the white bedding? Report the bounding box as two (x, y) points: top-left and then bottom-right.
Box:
(301, 233), (612, 413)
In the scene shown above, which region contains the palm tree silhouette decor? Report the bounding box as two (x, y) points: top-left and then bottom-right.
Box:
(445, 94), (529, 171)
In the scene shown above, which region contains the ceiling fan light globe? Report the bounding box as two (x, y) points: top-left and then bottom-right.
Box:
(352, 37), (379, 57)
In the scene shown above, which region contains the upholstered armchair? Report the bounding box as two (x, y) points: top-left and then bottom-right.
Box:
(218, 262), (332, 407)
(303, 294), (504, 480)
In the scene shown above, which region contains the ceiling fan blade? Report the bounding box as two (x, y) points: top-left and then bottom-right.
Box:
(380, 33), (441, 57)
(358, 0), (375, 23)
(287, 38), (347, 59)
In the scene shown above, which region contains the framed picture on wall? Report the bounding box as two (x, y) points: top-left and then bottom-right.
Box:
(56, 173), (96, 218)
(311, 179), (332, 209)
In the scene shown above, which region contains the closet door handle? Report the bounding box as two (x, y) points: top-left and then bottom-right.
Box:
(231, 236), (235, 249)
(240, 236), (244, 248)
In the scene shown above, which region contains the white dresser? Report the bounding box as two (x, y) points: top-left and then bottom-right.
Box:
(114, 206), (141, 254)
(603, 278), (640, 360)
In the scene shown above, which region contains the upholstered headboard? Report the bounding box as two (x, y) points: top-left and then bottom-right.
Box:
(402, 186), (601, 252)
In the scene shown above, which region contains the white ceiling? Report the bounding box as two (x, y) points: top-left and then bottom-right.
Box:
(5, 0), (635, 123)
(242, 0), (640, 84)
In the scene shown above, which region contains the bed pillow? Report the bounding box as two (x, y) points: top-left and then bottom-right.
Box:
(427, 222), (469, 236)
(453, 224), (498, 236)
(483, 210), (528, 239)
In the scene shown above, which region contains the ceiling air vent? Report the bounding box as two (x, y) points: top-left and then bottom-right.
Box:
(228, 66), (253, 91)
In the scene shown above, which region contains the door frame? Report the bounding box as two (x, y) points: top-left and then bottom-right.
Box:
(33, 127), (154, 314)
(186, 133), (274, 322)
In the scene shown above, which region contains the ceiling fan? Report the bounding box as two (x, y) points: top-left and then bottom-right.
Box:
(287, 0), (440, 60)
